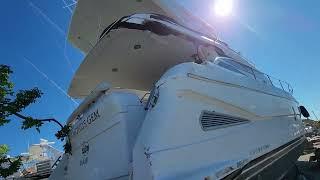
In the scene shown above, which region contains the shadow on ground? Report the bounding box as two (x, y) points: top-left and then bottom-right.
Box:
(296, 161), (320, 180)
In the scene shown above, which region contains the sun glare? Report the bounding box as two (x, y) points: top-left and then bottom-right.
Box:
(214, 0), (233, 17)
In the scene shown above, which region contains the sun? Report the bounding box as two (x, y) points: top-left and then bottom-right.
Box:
(214, 0), (234, 17)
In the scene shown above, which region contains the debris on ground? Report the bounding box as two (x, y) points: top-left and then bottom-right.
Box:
(295, 136), (320, 180)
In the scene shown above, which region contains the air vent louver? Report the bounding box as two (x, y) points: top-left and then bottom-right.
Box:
(200, 111), (250, 131)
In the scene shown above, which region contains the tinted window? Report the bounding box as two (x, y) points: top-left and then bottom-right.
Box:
(217, 58), (255, 79)
(217, 61), (245, 75)
(224, 59), (253, 75)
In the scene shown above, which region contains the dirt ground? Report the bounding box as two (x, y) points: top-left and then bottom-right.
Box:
(294, 139), (320, 180)
(296, 153), (320, 180)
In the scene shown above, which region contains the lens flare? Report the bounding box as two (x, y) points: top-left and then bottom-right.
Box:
(214, 0), (233, 17)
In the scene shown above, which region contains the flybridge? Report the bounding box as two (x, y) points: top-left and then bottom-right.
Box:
(67, 13), (294, 99)
(67, 13), (255, 98)
(68, 0), (217, 53)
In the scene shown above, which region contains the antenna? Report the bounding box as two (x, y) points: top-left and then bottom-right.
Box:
(33, 139), (63, 161)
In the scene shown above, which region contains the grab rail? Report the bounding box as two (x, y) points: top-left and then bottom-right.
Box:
(260, 74), (293, 95)
(215, 57), (294, 95)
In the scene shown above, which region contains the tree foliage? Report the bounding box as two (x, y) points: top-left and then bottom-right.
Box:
(0, 65), (43, 127)
(0, 65), (71, 178)
(0, 145), (22, 178)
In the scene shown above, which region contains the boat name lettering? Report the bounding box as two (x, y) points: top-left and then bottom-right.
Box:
(72, 109), (100, 136)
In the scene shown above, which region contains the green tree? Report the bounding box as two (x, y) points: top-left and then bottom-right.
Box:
(0, 144), (22, 178)
(0, 65), (71, 178)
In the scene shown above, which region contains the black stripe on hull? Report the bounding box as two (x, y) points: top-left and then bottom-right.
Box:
(223, 136), (306, 180)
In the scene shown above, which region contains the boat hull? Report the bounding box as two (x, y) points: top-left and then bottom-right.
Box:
(51, 62), (305, 180)
(133, 63), (305, 180)
(226, 136), (306, 180)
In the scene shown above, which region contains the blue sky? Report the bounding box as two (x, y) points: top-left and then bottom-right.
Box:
(0, 0), (319, 155)
(0, 0), (82, 155)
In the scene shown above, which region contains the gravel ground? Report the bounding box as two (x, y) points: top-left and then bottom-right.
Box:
(294, 138), (320, 180)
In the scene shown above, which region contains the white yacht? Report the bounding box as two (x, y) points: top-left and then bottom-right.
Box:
(50, 1), (308, 179)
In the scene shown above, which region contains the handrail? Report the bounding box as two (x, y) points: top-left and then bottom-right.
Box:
(250, 70), (293, 95)
(215, 57), (294, 95)
(266, 74), (293, 94)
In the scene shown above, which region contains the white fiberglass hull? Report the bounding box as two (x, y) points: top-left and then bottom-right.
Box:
(132, 62), (305, 180)
(51, 62), (305, 180)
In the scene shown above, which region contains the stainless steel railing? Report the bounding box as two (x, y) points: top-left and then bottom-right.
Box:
(215, 57), (294, 95)
(265, 74), (293, 94)
(245, 67), (293, 95)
